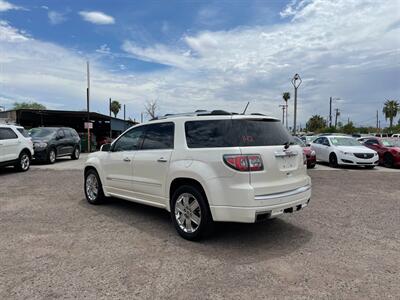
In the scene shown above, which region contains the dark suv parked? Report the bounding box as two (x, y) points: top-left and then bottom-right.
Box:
(30, 127), (81, 164)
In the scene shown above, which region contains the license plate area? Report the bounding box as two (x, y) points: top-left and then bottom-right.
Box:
(277, 156), (297, 171)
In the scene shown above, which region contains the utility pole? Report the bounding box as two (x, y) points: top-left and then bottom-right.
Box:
(86, 61), (91, 153)
(123, 104), (126, 130)
(109, 98), (112, 138)
(376, 110), (379, 131)
(279, 105), (285, 125)
(334, 108), (340, 128)
(141, 112), (143, 123)
(329, 97), (332, 127)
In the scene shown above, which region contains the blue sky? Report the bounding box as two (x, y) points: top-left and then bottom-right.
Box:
(0, 0), (399, 126)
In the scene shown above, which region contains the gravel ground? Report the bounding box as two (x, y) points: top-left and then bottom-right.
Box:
(0, 168), (399, 299)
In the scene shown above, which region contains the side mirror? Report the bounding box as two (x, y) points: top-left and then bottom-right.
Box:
(306, 143), (311, 147)
(56, 135), (63, 140)
(100, 143), (111, 152)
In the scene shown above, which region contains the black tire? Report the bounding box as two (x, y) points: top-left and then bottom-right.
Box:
(14, 151), (30, 172)
(84, 169), (106, 205)
(329, 153), (339, 168)
(365, 165), (375, 169)
(71, 146), (80, 160)
(171, 185), (214, 241)
(307, 164), (316, 169)
(383, 153), (394, 168)
(47, 148), (56, 164)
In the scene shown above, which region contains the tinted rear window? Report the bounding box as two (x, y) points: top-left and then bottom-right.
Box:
(141, 122), (174, 150)
(185, 119), (292, 148)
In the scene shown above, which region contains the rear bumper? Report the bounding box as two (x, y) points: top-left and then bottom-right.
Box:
(210, 185), (311, 223)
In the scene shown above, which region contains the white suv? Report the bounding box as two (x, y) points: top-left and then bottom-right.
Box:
(84, 111), (311, 240)
(0, 124), (34, 171)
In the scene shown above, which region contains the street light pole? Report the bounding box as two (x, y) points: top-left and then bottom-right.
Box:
(291, 73), (302, 135)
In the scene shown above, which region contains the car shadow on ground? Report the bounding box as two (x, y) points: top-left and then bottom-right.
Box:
(0, 166), (18, 176)
(31, 158), (73, 165)
(79, 196), (313, 263)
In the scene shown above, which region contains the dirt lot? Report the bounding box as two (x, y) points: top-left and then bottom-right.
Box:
(0, 168), (399, 299)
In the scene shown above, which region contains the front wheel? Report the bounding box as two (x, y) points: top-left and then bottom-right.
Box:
(15, 151), (30, 172)
(329, 153), (339, 168)
(171, 185), (213, 241)
(84, 169), (105, 204)
(383, 153), (394, 168)
(365, 165), (375, 169)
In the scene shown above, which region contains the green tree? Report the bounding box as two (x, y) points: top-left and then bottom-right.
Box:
(342, 122), (356, 134)
(306, 115), (326, 132)
(382, 99), (399, 128)
(13, 101), (46, 110)
(110, 100), (121, 117)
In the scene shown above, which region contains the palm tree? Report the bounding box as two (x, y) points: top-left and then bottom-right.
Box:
(382, 99), (399, 128)
(282, 92), (290, 129)
(110, 100), (121, 117)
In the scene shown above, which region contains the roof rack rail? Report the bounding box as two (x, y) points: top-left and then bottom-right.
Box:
(150, 110), (234, 121)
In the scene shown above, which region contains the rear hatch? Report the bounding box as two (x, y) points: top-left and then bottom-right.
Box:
(231, 116), (309, 196)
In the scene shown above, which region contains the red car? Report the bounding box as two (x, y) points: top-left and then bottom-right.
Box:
(360, 138), (400, 168)
(294, 137), (316, 168)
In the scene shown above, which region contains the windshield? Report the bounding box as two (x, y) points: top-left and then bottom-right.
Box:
(382, 139), (400, 147)
(30, 128), (56, 138)
(329, 137), (362, 146)
(294, 136), (306, 147)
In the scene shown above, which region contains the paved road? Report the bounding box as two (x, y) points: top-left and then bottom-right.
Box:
(0, 168), (399, 299)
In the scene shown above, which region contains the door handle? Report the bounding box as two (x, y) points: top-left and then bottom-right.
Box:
(123, 157), (131, 162)
(157, 157), (168, 163)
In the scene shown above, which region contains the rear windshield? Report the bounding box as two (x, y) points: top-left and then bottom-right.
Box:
(185, 119), (292, 148)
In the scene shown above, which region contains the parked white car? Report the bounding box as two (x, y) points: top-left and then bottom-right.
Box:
(84, 112), (312, 240)
(311, 135), (378, 168)
(0, 124), (34, 171)
(391, 133), (400, 138)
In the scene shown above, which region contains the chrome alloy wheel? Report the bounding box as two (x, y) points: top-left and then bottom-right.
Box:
(174, 193), (201, 233)
(49, 150), (56, 163)
(74, 148), (80, 158)
(20, 154), (30, 170)
(86, 173), (99, 201)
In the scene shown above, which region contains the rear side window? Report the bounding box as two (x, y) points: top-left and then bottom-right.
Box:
(17, 128), (30, 138)
(70, 129), (79, 137)
(0, 128), (18, 140)
(185, 119), (292, 148)
(141, 122), (174, 150)
(185, 120), (232, 148)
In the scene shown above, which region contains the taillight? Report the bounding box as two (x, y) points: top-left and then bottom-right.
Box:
(223, 154), (264, 171)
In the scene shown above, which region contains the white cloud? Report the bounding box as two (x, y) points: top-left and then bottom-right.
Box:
(48, 11), (67, 25)
(79, 11), (115, 25)
(95, 44), (111, 55)
(122, 41), (193, 69)
(0, 0), (24, 12)
(1, 0), (399, 125)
